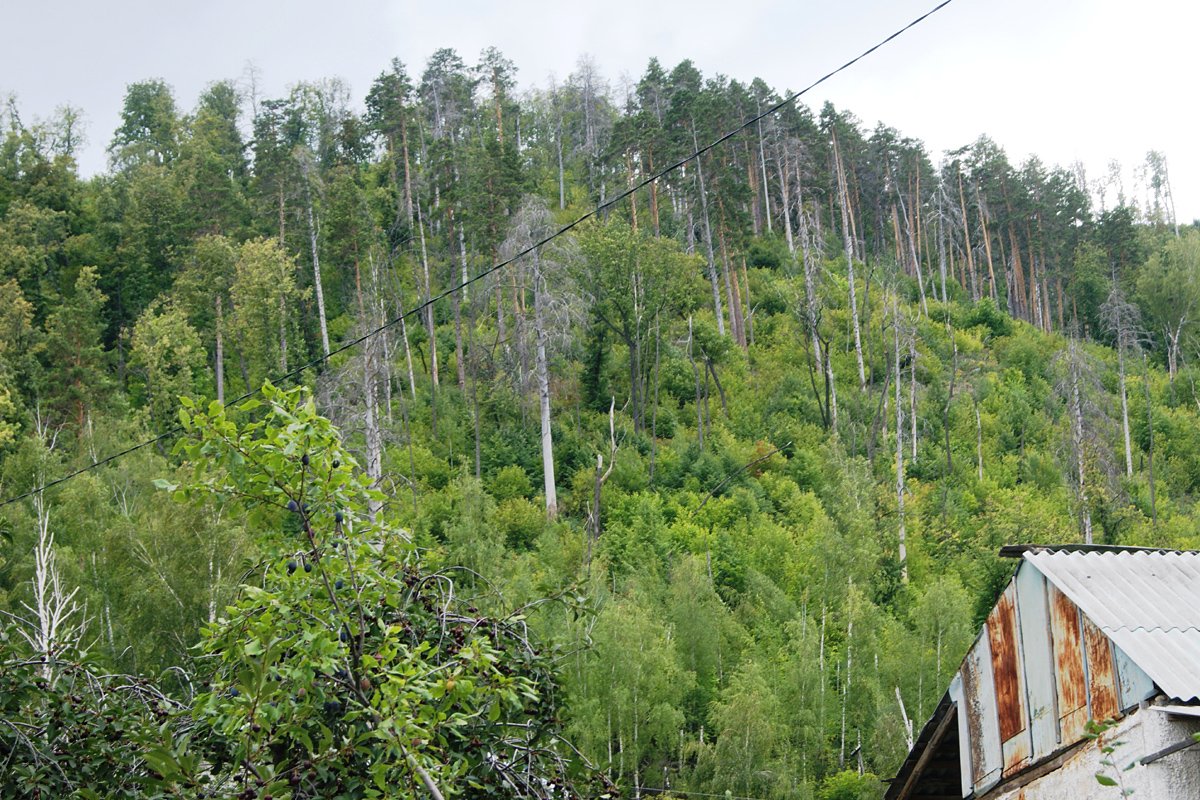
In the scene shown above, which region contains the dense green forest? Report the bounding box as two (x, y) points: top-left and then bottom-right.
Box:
(1, 48), (1198, 799)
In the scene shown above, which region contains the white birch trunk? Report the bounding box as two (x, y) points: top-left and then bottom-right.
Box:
(533, 253), (557, 519)
(301, 163), (331, 358)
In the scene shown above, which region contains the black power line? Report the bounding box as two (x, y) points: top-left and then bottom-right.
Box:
(0, 0), (955, 512)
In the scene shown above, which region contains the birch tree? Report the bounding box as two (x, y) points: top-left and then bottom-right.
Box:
(1136, 231), (1200, 385)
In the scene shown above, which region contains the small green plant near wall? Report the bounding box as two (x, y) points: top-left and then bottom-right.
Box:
(1085, 719), (1136, 796)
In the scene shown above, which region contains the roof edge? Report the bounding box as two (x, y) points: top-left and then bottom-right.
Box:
(999, 543), (1198, 558)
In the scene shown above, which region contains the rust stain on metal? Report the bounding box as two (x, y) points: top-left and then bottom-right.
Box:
(988, 587), (1025, 741)
(960, 643), (988, 786)
(988, 585), (1032, 777)
(1048, 584), (1088, 743)
(1002, 733), (1032, 778)
(1082, 614), (1120, 722)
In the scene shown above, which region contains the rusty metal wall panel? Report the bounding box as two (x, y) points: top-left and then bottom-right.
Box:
(987, 582), (1031, 776)
(961, 631), (1002, 794)
(1015, 562), (1059, 761)
(1113, 642), (1155, 710)
(948, 672), (973, 798)
(1027, 550), (1200, 702)
(1048, 583), (1089, 744)
(1082, 613), (1120, 721)
(988, 583), (1026, 741)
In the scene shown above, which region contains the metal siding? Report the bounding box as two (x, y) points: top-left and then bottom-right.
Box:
(987, 582), (1031, 776)
(1015, 562), (1060, 760)
(1113, 643), (1156, 710)
(962, 631), (1003, 794)
(1048, 583), (1089, 744)
(1082, 613), (1120, 721)
(1027, 550), (1200, 701)
(988, 583), (1025, 741)
(949, 672), (972, 798)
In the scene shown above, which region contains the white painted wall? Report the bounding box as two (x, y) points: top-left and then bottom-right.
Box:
(989, 706), (1200, 800)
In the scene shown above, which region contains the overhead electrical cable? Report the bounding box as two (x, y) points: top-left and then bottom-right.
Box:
(0, 0), (955, 512)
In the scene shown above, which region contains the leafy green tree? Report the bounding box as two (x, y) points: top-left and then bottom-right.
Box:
(0, 279), (35, 445)
(566, 585), (691, 794)
(0, 652), (182, 799)
(1136, 230), (1200, 380)
(102, 162), (186, 332)
(174, 234), (238, 403)
(578, 219), (698, 430)
(129, 301), (205, 434)
(176, 80), (251, 238)
(108, 80), (181, 169)
(166, 384), (604, 798)
(365, 58), (416, 227)
(229, 237), (306, 388)
(699, 661), (787, 798)
(0, 199), (68, 318)
(817, 770), (884, 800)
(38, 265), (112, 431)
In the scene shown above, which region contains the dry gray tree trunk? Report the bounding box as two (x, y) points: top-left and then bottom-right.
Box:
(833, 131), (866, 389)
(299, 156), (331, 358)
(692, 125), (726, 337)
(799, 203), (837, 430)
(533, 249), (557, 519)
(893, 295), (908, 581)
(415, 201), (439, 389)
(1067, 337), (1093, 543)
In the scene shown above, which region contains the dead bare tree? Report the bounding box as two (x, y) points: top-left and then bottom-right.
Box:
(833, 130), (866, 390)
(4, 487), (88, 684)
(1101, 285), (1144, 479)
(1056, 335), (1114, 544)
(498, 197), (581, 520)
(586, 399), (618, 568)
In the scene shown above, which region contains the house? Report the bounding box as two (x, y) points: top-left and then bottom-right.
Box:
(887, 545), (1200, 799)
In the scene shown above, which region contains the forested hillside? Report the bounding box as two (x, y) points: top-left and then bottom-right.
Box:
(1, 49), (1198, 799)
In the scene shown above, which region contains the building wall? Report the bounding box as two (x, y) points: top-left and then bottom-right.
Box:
(952, 561), (1158, 797)
(987, 707), (1200, 800)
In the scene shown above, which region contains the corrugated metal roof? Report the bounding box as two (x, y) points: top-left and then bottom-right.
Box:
(1025, 550), (1200, 702)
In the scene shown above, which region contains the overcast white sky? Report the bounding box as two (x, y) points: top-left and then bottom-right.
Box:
(3, 0), (1197, 220)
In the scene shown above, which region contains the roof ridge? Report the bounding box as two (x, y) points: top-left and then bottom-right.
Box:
(1100, 624), (1200, 634)
(1006, 544), (1200, 558)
